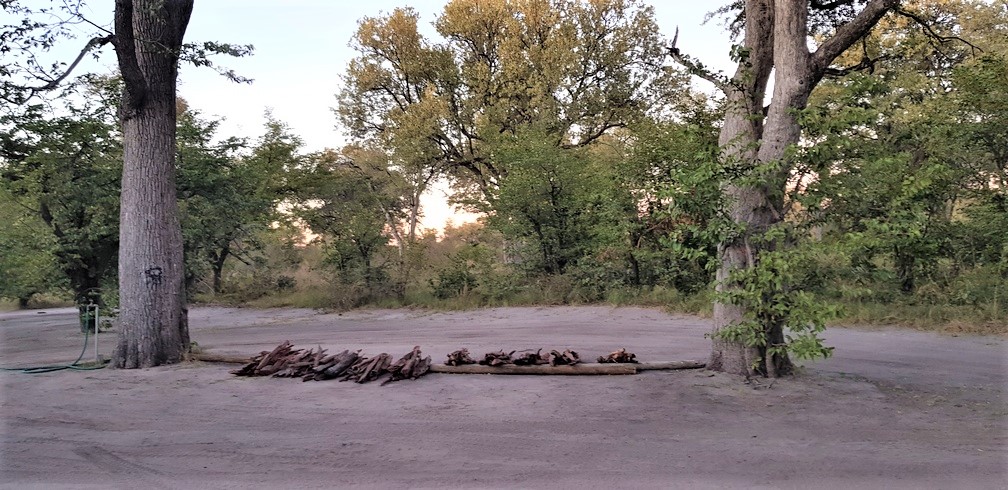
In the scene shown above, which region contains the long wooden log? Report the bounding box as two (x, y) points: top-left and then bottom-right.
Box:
(636, 360), (706, 371)
(193, 352), (251, 364)
(428, 363), (637, 375)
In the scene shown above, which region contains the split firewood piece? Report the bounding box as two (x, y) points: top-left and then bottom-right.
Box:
(273, 347), (323, 378)
(311, 346), (327, 367)
(597, 348), (638, 364)
(231, 341), (302, 376)
(256, 341), (298, 371)
(340, 353), (393, 383)
(445, 348), (476, 366)
(303, 349), (360, 381)
(383, 346), (433, 385)
(548, 349), (580, 366)
(479, 350), (515, 366)
(512, 349), (548, 366)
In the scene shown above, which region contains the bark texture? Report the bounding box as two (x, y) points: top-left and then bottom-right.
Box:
(112, 0), (194, 368)
(709, 0), (900, 376)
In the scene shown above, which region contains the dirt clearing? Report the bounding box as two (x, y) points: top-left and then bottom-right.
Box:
(2, 306), (1005, 488)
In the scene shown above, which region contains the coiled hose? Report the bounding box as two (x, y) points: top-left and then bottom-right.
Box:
(1, 326), (109, 373)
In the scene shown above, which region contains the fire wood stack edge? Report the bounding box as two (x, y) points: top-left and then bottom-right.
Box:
(230, 342), (431, 385)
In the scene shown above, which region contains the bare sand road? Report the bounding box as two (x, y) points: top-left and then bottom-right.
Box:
(1, 306), (1005, 488)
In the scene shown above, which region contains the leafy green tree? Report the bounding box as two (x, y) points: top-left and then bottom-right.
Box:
(176, 109), (296, 295)
(292, 148), (395, 299)
(2, 0), (253, 368)
(618, 106), (723, 292)
(485, 129), (600, 276)
(0, 186), (63, 307)
(797, 0), (1007, 297)
(672, 0), (990, 376)
(338, 0), (676, 198)
(0, 103), (121, 308)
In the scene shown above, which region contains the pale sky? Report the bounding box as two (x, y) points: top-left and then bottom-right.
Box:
(42, 1), (736, 231)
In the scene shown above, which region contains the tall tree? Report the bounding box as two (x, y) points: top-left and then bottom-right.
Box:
(112, 0), (194, 368)
(338, 0), (673, 199)
(0, 102), (121, 309)
(177, 110), (295, 295)
(672, 0), (904, 376)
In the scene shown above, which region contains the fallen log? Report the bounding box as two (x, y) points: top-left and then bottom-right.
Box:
(193, 352), (250, 364)
(429, 363), (636, 375)
(636, 360), (706, 371)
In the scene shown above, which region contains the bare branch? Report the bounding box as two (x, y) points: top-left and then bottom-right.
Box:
(812, 0), (899, 79)
(810, 0), (857, 10)
(668, 27), (732, 94)
(35, 34), (114, 91)
(895, 7), (982, 56)
(823, 38), (894, 78)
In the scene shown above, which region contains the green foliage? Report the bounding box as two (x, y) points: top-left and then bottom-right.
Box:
(292, 148), (394, 297)
(626, 112), (724, 293)
(0, 186), (63, 305)
(339, 0), (682, 197)
(177, 109), (296, 296)
(485, 129), (600, 276)
(0, 97), (121, 307)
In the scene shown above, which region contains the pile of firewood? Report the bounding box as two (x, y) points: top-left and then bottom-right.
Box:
(383, 346), (432, 385)
(513, 349), (547, 366)
(445, 348), (476, 366)
(470, 348), (582, 367)
(547, 349), (580, 366)
(478, 350), (514, 366)
(597, 348), (638, 364)
(231, 342), (431, 385)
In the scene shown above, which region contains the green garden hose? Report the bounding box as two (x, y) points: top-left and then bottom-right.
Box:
(1, 327), (109, 374)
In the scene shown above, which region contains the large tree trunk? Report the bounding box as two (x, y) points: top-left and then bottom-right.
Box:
(709, 0), (899, 377)
(112, 0), (194, 368)
(709, 0), (777, 376)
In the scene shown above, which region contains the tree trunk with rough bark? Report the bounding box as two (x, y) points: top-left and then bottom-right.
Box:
(112, 0), (194, 368)
(709, 0), (899, 376)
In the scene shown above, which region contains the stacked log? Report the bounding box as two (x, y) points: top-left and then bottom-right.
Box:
(339, 353), (393, 383)
(224, 342), (706, 382)
(302, 350), (360, 381)
(383, 346), (432, 385)
(231, 343), (432, 385)
(548, 349), (580, 366)
(445, 348), (476, 366)
(231, 341), (306, 377)
(597, 348), (638, 364)
(478, 350), (514, 366)
(512, 349), (548, 366)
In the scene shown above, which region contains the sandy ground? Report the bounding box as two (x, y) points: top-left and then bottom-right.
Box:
(1, 305), (1005, 489)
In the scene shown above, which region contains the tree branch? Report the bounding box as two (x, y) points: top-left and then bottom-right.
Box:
(113, 0), (147, 118)
(895, 7), (982, 56)
(811, 0), (899, 79)
(810, 0), (857, 10)
(37, 35), (114, 91)
(667, 27), (732, 94)
(823, 37), (894, 78)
